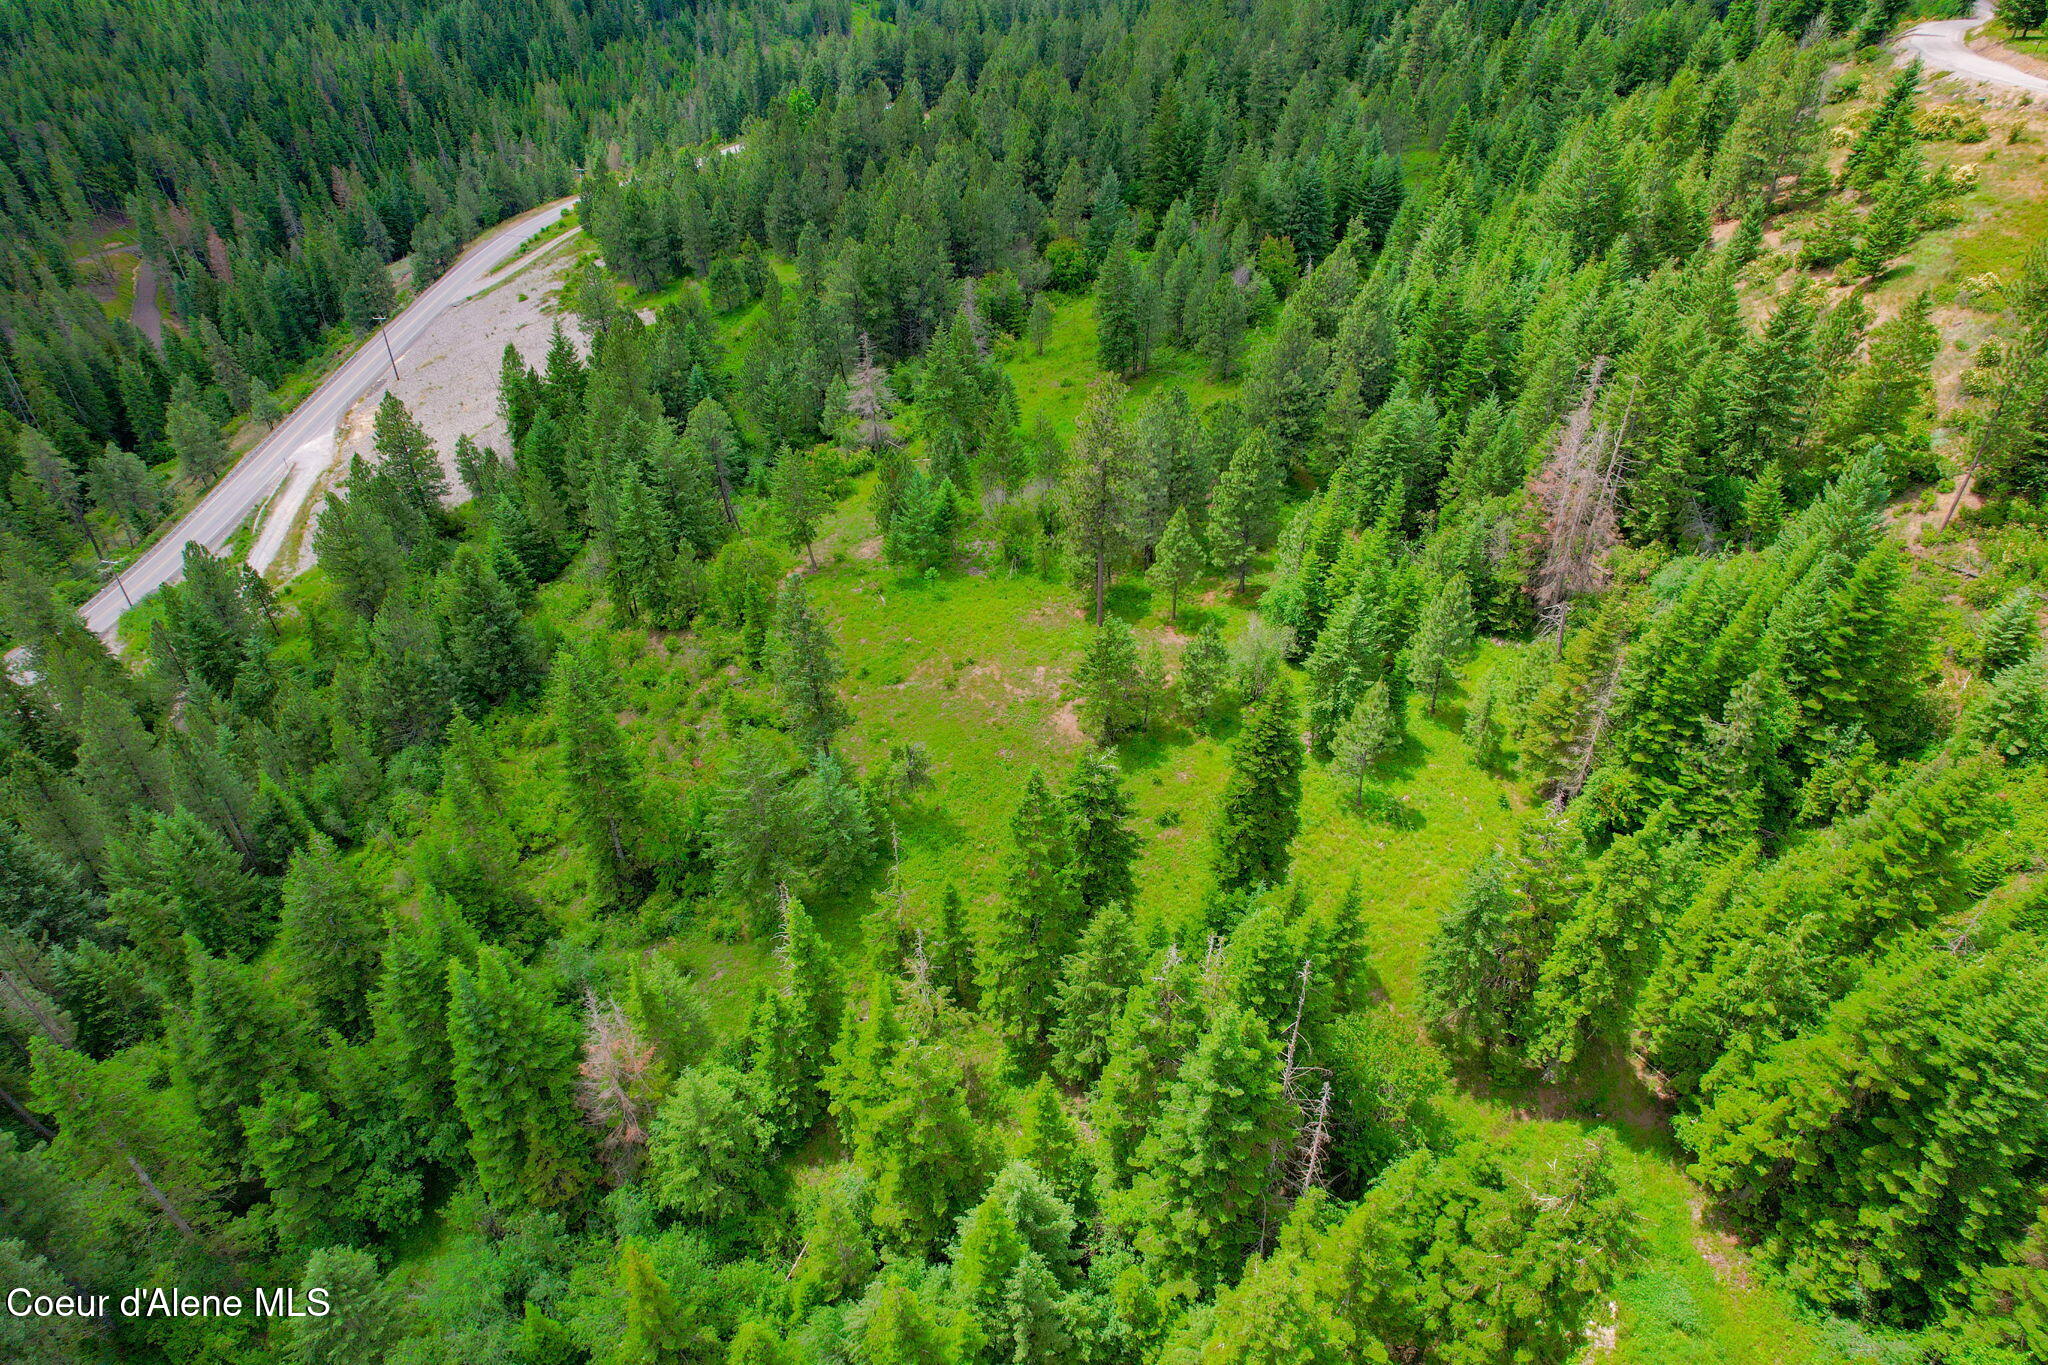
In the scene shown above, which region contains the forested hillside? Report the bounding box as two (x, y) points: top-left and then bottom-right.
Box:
(5, 0), (2048, 1362)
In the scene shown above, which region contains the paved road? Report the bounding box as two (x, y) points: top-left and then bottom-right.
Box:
(1900, 0), (2048, 96)
(80, 196), (579, 639)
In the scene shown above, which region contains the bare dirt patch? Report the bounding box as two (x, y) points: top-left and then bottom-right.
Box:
(1689, 1198), (1756, 1291)
(1049, 701), (1086, 745)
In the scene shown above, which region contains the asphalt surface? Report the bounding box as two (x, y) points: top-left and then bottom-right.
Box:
(1900, 0), (2048, 96)
(79, 196), (579, 639)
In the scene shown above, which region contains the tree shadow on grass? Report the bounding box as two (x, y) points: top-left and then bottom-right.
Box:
(1114, 731), (1179, 773)
(1117, 707), (1241, 768)
(1344, 781), (1426, 831)
(1169, 603), (1228, 636)
(1371, 726), (1436, 785)
(1105, 580), (1153, 625)
(894, 800), (969, 857)
(1444, 1037), (1681, 1165)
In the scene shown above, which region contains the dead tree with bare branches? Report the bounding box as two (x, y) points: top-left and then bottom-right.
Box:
(1528, 359), (1628, 650)
(577, 992), (660, 1185)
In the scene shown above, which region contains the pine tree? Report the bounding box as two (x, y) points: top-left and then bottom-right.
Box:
(1050, 900), (1142, 1085)
(769, 579), (852, 752)
(1728, 284), (1819, 474)
(768, 447), (831, 567)
(619, 1239), (702, 1362)
(861, 1280), (951, 1365)
(929, 888), (974, 1015)
(1026, 295), (1055, 357)
(787, 1169), (876, 1312)
(88, 443), (163, 542)
(1178, 620), (1232, 725)
(1063, 750), (1139, 912)
(834, 336), (896, 453)
(1371, 1136), (1635, 1361)
(647, 1064), (771, 1220)
(165, 401), (229, 484)
(28, 1034), (233, 1251)
(859, 1042), (982, 1255)
(1464, 677), (1505, 770)
(743, 895), (840, 1141)
(1062, 379), (1135, 624)
(447, 945), (589, 1210)
(1527, 809), (1696, 1076)
(288, 1246), (406, 1365)
(1199, 275), (1249, 381)
(275, 833), (381, 1040)
(709, 733), (811, 930)
(241, 1082), (362, 1249)
(803, 749), (875, 882)
(1331, 679), (1398, 808)
(547, 645), (643, 895)
(1149, 507), (1203, 624)
(1407, 575), (1475, 714)
(685, 397), (744, 527)
(1419, 814), (1586, 1073)
(179, 940), (308, 1163)
(1198, 1197), (1364, 1364)
(370, 895), (475, 1168)
(1129, 1002), (1292, 1288)
(1208, 432), (1279, 591)
(726, 1322), (787, 1365)
(72, 684), (169, 829)
(434, 544), (535, 714)
(0, 821), (93, 947)
(1008, 1084), (1088, 1216)
(826, 974), (907, 1154)
(979, 771), (1081, 1058)
(1093, 946), (1209, 1183)
(1096, 238), (1150, 379)
(131, 806), (272, 963)
(1686, 933), (2048, 1318)
(1843, 61), (1922, 192)
(1854, 151), (1927, 279)
(1213, 677), (1304, 890)
(606, 471), (683, 625)
(1075, 617), (1146, 744)
(371, 392), (448, 517)
(948, 1160), (1077, 1358)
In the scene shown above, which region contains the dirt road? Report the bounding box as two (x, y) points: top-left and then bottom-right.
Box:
(1899, 0), (2048, 96)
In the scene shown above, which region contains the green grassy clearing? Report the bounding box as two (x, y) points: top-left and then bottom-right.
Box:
(1000, 291), (1240, 440)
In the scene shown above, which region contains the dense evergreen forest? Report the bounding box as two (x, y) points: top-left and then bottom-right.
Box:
(5, 0), (2048, 1361)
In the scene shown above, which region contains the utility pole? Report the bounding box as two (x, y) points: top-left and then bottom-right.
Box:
(100, 560), (134, 611)
(370, 316), (401, 382)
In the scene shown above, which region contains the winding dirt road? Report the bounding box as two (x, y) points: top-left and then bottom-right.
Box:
(80, 196), (578, 639)
(1899, 0), (2048, 96)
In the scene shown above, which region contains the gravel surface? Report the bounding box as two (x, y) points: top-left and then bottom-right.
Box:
(333, 232), (588, 498)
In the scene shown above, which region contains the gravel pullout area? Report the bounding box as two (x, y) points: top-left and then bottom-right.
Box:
(334, 233), (588, 495)
(268, 234), (591, 578)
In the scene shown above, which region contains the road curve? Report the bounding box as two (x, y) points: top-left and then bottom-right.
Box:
(80, 195), (580, 640)
(1899, 0), (2048, 96)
